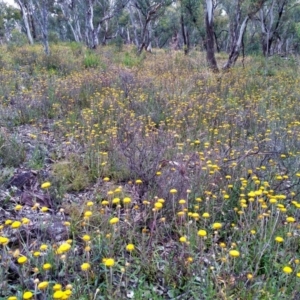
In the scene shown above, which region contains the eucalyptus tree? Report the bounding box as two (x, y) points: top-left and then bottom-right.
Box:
(58, 0), (84, 42)
(15, 0), (34, 44)
(0, 2), (21, 43)
(258, 0), (292, 56)
(180, 0), (204, 54)
(222, 0), (267, 69)
(128, 0), (172, 53)
(204, 0), (218, 70)
(85, 0), (127, 49)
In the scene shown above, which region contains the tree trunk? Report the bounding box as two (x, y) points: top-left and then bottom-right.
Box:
(223, 16), (249, 69)
(205, 0), (218, 71)
(181, 14), (189, 54)
(17, 0), (34, 45)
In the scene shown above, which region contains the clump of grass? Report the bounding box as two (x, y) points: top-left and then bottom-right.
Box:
(52, 154), (93, 192)
(0, 133), (25, 167)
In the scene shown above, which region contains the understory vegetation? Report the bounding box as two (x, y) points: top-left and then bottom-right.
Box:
(0, 44), (300, 299)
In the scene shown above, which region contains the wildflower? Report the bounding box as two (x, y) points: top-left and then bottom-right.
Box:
(103, 258), (115, 267)
(43, 263), (52, 270)
(0, 236), (9, 245)
(53, 290), (64, 299)
(297, 273), (300, 278)
(135, 179), (142, 184)
(38, 281), (49, 290)
(7, 297), (17, 300)
(275, 236), (284, 243)
(40, 244), (48, 251)
(109, 217), (119, 225)
(202, 212), (210, 218)
(17, 256), (27, 264)
(15, 205), (23, 211)
(41, 182), (51, 189)
(154, 202), (163, 210)
(219, 242), (226, 248)
(283, 266), (293, 274)
(22, 218), (30, 225)
(112, 198), (120, 204)
(57, 243), (71, 254)
(179, 236), (187, 243)
(179, 199), (186, 205)
(86, 201), (94, 206)
(229, 250), (240, 258)
(5, 219), (12, 225)
(84, 211), (92, 218)
(123, 197), (131, 204)
(212, 223), (222, 230)
(53, 283), (62, 291)
(82, 235), (91, 242)
(247, 274), (253, 280)
(81, 263), (91, 271)
(41, 207), (49, 212)
(286, 216), (296, 223)
(23, 291), (33, 299)
(103, 177), (110, 182)
(170, 189), (177, 194)
(33, 251), (41, 257)
(192, 213), (200, 219)
(126, 244), (135, 252)
(198, 230), (207, 237)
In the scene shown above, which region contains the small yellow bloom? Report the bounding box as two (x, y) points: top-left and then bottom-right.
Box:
(5, 219), (12, 225)
(21, 218), (30, 225)
(38, 281), (49, 290)
(53, 290), (64, 299)
(103, 258), (115, 267)
(126, 244), (135, 252)
(123, 197), (131, 204)
(170, 189), (177, 194)
(179, 236), (187, 243)
(247, 273), (253, 280)
(275, 236), (284, 243)
(229, 250), (240, 258)
(283, 266), (293, 274)
(109, 217), (119, 225)
(154, 202), (163, 210)
(23, 291), (33, 299)
(40, 244), (48, 251)
(84, 211), (92, 218)
(43, 263), (52, 270)
(15, 205), (23, 211)
(53, 283), (62, 291)
(197, 230), (207, 237)
(81, 263), (91, 271)
(17, 256), (27, 264)
(212, 222), (222, 230)
(57, 243), (71, 254)
(135, 179), (142, 184)
(286, 216), (296, 223)
(202, 212), (210, 218)
(41, 207), (49, 212)
(0, 236), (9, 245)
(41, 182), (51, 189)
(82, 235), (91, 242)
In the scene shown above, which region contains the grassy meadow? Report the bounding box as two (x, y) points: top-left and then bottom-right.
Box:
(0, 43), (300, 299)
